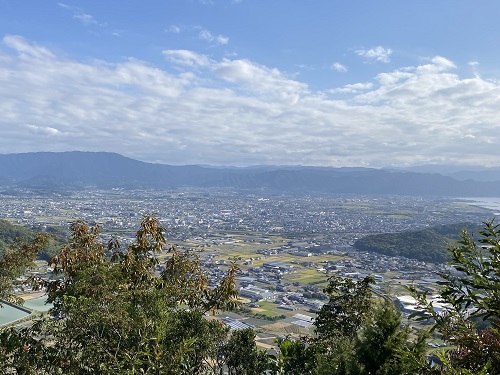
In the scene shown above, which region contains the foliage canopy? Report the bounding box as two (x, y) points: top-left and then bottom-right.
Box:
(355, 223), (481, 263)
(0, 216), (244, 374)
(3, 216), (500, 374)
(409, 220), (500, 374)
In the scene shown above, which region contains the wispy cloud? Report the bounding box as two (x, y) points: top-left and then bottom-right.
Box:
(3, 35), (54, 59)
(58, 2), (105, 27)
(216, 35), (229, 45)
(198, 29), (229, 45)
(163, 50), (210, 67)
(331, 62), (347, 72)
(2, 35), (500, 167)
(111, 29), (124, 37)
(355, 46), (392, 63)
(167, 25), (229, 46)
(167, 25), (181, 34)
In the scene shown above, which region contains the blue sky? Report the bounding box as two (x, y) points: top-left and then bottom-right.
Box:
(1, 1), (500, 167)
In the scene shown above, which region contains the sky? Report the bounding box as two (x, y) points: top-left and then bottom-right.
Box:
(1, 1), (500, 167)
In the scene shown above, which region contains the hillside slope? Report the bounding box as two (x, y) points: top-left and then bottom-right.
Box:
(354, 223), (481, 263)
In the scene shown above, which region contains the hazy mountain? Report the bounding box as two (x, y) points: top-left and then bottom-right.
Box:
(1, 151), (500, 196)
(394, 164), (500, 182)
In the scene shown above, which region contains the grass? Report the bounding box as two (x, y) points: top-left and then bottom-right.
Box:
(285, 269), (328, 285)
(250, 308), (282, 318)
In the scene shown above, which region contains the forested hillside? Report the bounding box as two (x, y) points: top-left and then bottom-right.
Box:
(354, 223), (481, 263)
(0, 219), (33, 254)
(0, 219), (66, 260)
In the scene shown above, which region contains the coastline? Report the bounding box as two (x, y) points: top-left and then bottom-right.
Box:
(457, 197), (500, 215)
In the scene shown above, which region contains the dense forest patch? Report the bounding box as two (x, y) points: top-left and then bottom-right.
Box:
(0, 219), (67, 260)
(354, 222), (481, 263)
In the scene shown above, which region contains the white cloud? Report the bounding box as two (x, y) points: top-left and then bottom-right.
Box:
(329, 82), (373, 94)
(212, 58), (308, 103)
(163, 50), (210, 67)
(2, 35), (500, 167)
(27, 125), (64, 136)
(355, 46), (393, 63)
(3, 35), (54, 60)
(331, 62), (347, 72)
(376, 71), (413, 86)
(358, 57), (457, 104)
(198, 29), (229, 45)
(424, 56), (456, 71)
(216, 35), (229, 45)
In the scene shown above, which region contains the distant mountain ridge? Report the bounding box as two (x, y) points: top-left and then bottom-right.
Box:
(1, 151), (500, 197)
(392, 164), (500, 182)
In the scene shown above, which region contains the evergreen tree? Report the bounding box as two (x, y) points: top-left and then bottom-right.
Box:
(356, 298), (428, 375)
(409, 220), (500, 374)
(313, 275), (427, 375)
(274, 336), (317, 375)
(223, 328), (269, 375)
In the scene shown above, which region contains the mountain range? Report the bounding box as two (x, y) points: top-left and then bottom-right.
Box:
(1, 151), (500, 196)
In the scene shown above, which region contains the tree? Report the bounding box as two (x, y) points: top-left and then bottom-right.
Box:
(312, 275), (375, 374)
(0, 216), (242, 374)
(355, 297), (428, 375)
(222, 328), (269, 375)
(314, 275), (375, 342)
(409, 220), (500, 374)
(0, 233), (48, 305)
(313, 275), (427, 375)
(274, 336), (317, 375)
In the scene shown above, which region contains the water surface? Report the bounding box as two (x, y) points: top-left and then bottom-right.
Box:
(0, 303), (30, 326)
(23, 296), (52, 312)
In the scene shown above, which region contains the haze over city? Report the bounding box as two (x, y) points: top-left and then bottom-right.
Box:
(1, 1), (500, 167)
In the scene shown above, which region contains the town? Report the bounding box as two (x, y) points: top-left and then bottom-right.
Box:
(1, 187), (494, 344)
